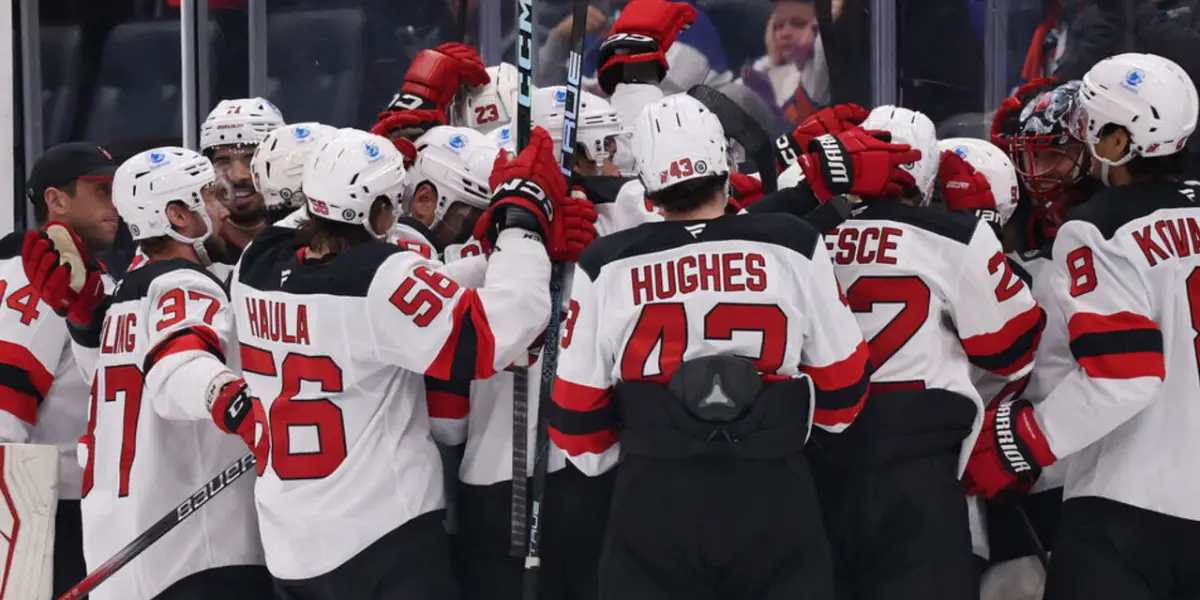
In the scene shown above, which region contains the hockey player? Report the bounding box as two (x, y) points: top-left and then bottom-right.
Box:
(250, 121), (340, 225)
(22, 147), (270, 600)
(199, 96), (286, 251)
(807, 106), (1043, 600)
(939, 138), (1021, 241)
(450, 63), (521, 135)
(229, 126), (589, 599)
(964, 53), (1200, 600)
(0, 142), (118, 596)
(550, 93), (871, 600)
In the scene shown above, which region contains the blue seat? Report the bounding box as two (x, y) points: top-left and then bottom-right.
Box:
(40, 25), (83, 146)
(84, 20), (218, 145)
(267, 9), (366, 127)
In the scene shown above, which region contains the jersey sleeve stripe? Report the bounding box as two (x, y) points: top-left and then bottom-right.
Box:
(424, 376), (471, 420)
(239, 343), (278, 376)
(426, 290), (499, 382)
(0, 340), (54, 399)
(1066, 311), (1165, 380)
(960, 306), (1045, 376)
(549, 377), (617, 456)
(0, 365), (41, 425)
(802, 341), (871, 432)
(142, 325), (225, 374)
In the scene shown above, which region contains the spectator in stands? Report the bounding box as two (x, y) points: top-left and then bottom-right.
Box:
(739, 0), (834, 125)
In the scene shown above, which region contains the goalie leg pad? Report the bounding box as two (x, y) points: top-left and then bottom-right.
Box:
(0, 444), (59, 600)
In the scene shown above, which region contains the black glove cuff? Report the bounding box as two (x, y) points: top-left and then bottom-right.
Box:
(382, 91), (440, 114)
(221, 386), (252, 432)
(65, 295), (110, 349)
(808, 134), (855, 197)
(774, 134), (803, 171)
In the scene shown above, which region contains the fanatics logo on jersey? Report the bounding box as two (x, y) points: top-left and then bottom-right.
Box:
(684, 224), (706, 238)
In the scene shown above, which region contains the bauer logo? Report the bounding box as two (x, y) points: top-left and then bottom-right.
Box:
(1122, 69), (1146, 92)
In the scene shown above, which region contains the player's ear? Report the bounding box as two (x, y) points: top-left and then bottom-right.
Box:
(1096, 124), (1131, 162)
(165, 201), (194, 231)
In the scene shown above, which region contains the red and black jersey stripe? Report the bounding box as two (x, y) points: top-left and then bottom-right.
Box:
(143, 325), (225, 375)
(802, 340), (872, 430)
(548, 378), (617, 456)
(1068, 311), (1164, 380)
(426, 290), (498, 382)
(961, 305), (1045, 376)
(425, 375), (470, 420)
(0, 340), (54, 425)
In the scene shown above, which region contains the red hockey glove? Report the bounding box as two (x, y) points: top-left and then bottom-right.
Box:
(597, 0), (697, 95)
(963, 399), (1057, 499)
(775, 103), (870, 170)
(388, 42), (490, 114)
(473, 127), (569, 251)
(370, 109), (446, 167)
(550, 187), (599, 262)
(210, 377), (257, 451)
(990, 77), (1058, 150)
(21, 222), (106, 327)
(939, 150), (998, 213)
(798, 130), (922, 202)
(727, 172), (764, 213)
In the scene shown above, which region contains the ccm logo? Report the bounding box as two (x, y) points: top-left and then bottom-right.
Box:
(603, 33), (656, 47)
(815, 135), (849, 184)
(386, 92), (426, 112)
(775, 135), (799, 166)
(495, 179), (550, 218)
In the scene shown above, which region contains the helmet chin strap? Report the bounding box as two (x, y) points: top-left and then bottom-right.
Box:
(166, 207), (216, 266)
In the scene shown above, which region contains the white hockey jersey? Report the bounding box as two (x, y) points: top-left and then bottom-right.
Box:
(77, 258), (262, 600)
(231, 225), (550, 579)
(551, 213), (871, 475)
(0, 232), (111, 500)
(826, 201), (1043, 473)
(1033, 181), (1200, 521)
(437, 176), (662, 486)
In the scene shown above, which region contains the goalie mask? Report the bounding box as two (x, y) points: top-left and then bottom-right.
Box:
(1008, 81), (1089, 200)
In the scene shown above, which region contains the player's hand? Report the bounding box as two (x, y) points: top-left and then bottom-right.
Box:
(775, 103), (870, 170)
(597, 0), (697, 94)
(727, 172), (764, 213)
(388, 42), (490, 114)
(963, 399), (1057, 499)
(989, 77), (1058, 150)
(939, 150), (998, 219)
(370, 109), (446, 167)
(21, 222), (106, 327)
(798, 129), (923, 202)
(473, 127), (569, 251)
(210, 376), (257, 451)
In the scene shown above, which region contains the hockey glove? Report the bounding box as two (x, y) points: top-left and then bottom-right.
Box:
(550, 187), (599, 262)
(727, 172), (764, 213)
(597, 0), (697, 95)
(386, 42), (490, 115)
(939, 150), (1001, 225)
(775, 103), (870, 170)
(370, 109), (447, 168)
(473, 127), (569, 251)
(798, 130), (923, 202)
(209, 375), (257, 451)
(21, 223), (106, 328)
(963, 399), (1057, 499)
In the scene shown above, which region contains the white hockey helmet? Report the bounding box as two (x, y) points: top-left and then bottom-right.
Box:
(532, 86), (626, 167)
(450, 63), (522, 134)
(250, 122), (339, 210)
(938, 138), (1021, 227)
(631, 94), (730, 195)
(861, 105), (939, 202)
(406, 126), (497, 226)
(113, 147), (216, 248)
(302, 129), (407, 234)
(1071, 53), (1198, 170)
(200, 97), (285, 153)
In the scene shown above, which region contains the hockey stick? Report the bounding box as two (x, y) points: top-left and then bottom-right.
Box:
(509, 0), (536, 559)
(686, 84), (778, 193)
(1016, 505), (1051, 570)
(521, 0), (588, 596)
(57, 453), (256, 600)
